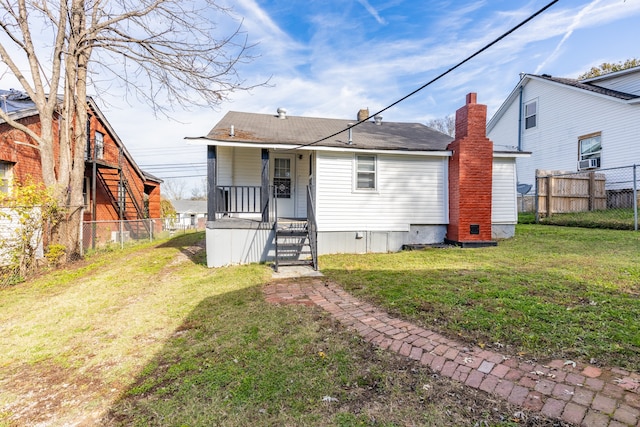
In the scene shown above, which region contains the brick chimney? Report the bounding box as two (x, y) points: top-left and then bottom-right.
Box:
(445, 93), (496, 247)
(357, 108), (369, 122)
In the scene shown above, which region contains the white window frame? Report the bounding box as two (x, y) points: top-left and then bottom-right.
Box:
(578, 132), (602, 169)
(524, 99), (537, 130)
(354, 154), (377, 191)
(95, 131), (104, 159)
(0, 161), (13, 194)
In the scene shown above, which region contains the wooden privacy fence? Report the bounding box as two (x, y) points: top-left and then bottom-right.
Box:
(536, 170), (606, 216)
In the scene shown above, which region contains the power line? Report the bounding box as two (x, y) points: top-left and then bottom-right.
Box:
(158, 174), (206, 179)
(289, 0), (559, 151)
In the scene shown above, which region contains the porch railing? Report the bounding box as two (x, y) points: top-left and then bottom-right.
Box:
(215, 185), (276, 221)
(216, 186), (262, 214)
(307, 185), (318, 270)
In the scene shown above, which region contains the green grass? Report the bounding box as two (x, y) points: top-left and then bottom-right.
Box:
(1, 231), (535, 426)
(321, 225), (640, 370)
(2, 225), (637, 425)
(519, 208), (638, 229)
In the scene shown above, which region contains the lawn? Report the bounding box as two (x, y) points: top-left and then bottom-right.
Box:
(321, 224), (640, 370)
(1, 225), (636, 426)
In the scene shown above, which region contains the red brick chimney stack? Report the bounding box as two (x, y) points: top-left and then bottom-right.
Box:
(446, 93), (496, 247)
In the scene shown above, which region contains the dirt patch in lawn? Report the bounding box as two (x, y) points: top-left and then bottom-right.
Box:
(0, 362), (120, 426)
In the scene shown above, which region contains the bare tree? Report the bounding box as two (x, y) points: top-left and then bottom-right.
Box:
(0, 0), (258, 260)
(426, 115), (455, 137)
(162, 179), (188, 201)
(190, 178), (207, 200)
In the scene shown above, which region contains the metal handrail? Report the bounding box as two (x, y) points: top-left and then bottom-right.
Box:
(307, 185), (318, 270)
(273, 186), (279, 271)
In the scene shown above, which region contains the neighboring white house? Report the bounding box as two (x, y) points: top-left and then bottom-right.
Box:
(188, 93), (527, 268)
(168, 199), (207, 229)
(487, 67), (640, 189)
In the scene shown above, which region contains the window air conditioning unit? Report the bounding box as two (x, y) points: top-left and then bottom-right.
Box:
(578, 158), (599, 170)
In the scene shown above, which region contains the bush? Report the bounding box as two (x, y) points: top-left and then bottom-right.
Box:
(45, 244), (66, 267)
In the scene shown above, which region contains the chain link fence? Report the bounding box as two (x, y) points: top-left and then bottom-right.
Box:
(525, 165), (639, 230)
(82, 219), (163, 253)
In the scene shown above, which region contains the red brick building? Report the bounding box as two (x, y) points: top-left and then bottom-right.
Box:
(0, 89), (162, 249)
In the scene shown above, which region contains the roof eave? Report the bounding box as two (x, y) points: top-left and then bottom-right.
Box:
(487, 75), (531, 133)
(186, 136), (453, 157)
(493, 151), (531, 158)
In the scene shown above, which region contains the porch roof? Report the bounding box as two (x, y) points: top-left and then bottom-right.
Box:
(189, 111), (455, 152)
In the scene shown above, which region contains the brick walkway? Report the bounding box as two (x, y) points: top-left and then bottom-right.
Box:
(264, 279), (640, 427)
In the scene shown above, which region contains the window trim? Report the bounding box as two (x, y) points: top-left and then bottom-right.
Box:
(0, 161), (14, 194)
(95, 131), (104, 159)
(578, 132), (602, 169)
(524, 99), (537, 130)
(354, 154), (377, 192)
(273, 157), (292, 199)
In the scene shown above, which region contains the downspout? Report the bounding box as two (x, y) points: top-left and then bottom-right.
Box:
(517, 84), (524, 151)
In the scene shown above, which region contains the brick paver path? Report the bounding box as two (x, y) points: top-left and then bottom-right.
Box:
(264, 279), (640, 427)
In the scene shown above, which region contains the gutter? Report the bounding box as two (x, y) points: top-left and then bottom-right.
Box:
(518, 84), (523, 151)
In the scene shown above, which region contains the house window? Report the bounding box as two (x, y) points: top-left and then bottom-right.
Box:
(95, 131), (104, 159)
(0, 162), (13, 194)
(273, 158), (291, 198)
(578, 133), (601, 169)
(524, 100), (537, 129)
(356, 155), (376, 190)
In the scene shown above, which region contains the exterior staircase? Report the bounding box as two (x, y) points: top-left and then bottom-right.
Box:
(274, 219), (316, 271)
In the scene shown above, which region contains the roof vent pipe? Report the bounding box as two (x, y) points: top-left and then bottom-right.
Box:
(348, 123), (353, 145)
(374, 115), (382, 125)
(277, 107), (287, 119)
(230, 125), (235, 137)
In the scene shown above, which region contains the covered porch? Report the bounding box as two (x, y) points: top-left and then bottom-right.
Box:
(205, 145), (318, 270)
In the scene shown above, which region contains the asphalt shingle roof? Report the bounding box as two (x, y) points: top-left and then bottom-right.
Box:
(205, 111), (454, 151)
(535, 74), (640, 101)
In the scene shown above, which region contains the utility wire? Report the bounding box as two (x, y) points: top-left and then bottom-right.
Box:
(289, 0), (559, 150)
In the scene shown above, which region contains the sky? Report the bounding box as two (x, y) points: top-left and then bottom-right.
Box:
(5, 0), (640, 195)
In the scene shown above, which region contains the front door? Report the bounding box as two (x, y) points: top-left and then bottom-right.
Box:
(272, 155), (295, 218)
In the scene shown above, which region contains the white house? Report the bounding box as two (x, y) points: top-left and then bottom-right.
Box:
(168, 199), (207, 229)
(487, 67), (640, 189)
(188, 93), (527, 269)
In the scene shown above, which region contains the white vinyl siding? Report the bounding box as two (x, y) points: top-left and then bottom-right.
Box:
(489, 77), (640, 187)
(589, 73), (640, 96)
(295, 152), (310, 217)
(217, 146), (233, 186)
(233, 147), (261, 186)
(315, 152), (448, 232)
(492, 158), (517, 224)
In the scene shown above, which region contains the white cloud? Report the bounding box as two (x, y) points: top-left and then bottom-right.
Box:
(5, 0), (640, 190)
(534, 0), (604, 74)
(356, 0), (387, 25)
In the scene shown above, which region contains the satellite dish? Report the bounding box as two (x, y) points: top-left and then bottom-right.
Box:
(517, 183), (532, 195)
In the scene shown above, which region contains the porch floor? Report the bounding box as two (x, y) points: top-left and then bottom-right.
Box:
(208, 217), (308, 230)
(208, 217), (269, 229)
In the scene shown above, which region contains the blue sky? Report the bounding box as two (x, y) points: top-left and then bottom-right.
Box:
(7, 0), (640, 193)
